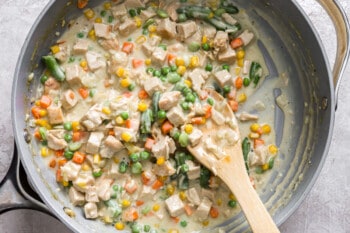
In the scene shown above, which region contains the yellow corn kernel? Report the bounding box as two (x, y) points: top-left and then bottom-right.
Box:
(41, 147), (49, 157)
(80, 60), (87, 68)
(84, 8), (95, 19)
(250, 123), (260, 133)
(72, 121), (80, 131)
(202, 35), (208, 44)
(237, 93), (247, 103)
(116, 67), (125, 78)
(113, 157), (120, 163)
(208, 12), (214, 19)
(262, 163), (269, 171)
(269, 145), (278, 155)
(229, 193), (236, 200)
(88, 29), (96, 40)
(136, 35), (147, 44)
(153, 204), (160, 212)
(138, 102), (148, 112)
(168, 230), (179, 233)
(166, 184), (175, 195)
(121, 132), (132, 142)
(157, 156), (165, 165)
(62, 181), (69, 187)
(39, 109), (47, 117)
(217, 198), (222, 206)
(175, 58), (185, 67)
(103, 216), (112, 224)
(177, 65), (186, 76)
(135, 17), (142, 28)
(94, 17), (102, 23)
(50, 45), (60, 54)
(103, 2), (111, 10)
(115, 116), (124, 125)
(184, 124), (193, 134)
(121, 199), (131, 208)
(35, 100), (41, 106)
(102, 107), (111, 115)
(202, 220), (210, 226)
(148, 25), (157, 33)
(261, 124), (271, 134)
(115, 222), (124, 230)
(234, 67), (241, 75)
(237, 58), (244, 67)
(82, 164), (91, 171)
(236, 49), (245, 59)
(93, 154), (101, 165)
(77, 182), (87, 189)
(145, 58), (152, 66)
(179, 191), (186, 200)
(184, 79), (192, 88)
(189, 56), (199, 68)
(149, 32), (158, 38)
(120, 78), (131, 88)
(249, 132), (260, 139)
(35, 119), (52, 129)
(158, 176), (168, 182)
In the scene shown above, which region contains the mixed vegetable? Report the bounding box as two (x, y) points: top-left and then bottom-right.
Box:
(29, 0), (278, 232)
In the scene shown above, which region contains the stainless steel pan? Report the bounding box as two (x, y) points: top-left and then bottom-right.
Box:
(11, 0), (350, 232)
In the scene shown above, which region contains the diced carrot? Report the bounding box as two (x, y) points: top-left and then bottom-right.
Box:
(56, 169), (63, 182)
(227, 89), (236, 100)
(49, 159), (57, 168)
(161, 120), (173, 134)
(254, 138), (265, 149)
(122, 207), (139, 221)
(78, 87), (89, 99)
(209, 207), (219, 218)
(72, 131), (83, 142)
(152, 179), (164, 190)
(55, 149), (64, 157)
(235, 77), (243, 89)
(167, 53), (176, 63)
(184, 204), (193, 216)
(144, 138), (155, 151)
(31, 106), (42, 119)
(34, 128), (42, 140)
(58, 158), (67, 167)
(39, 95), (52, 109)
(77, 0), (88, 9)
(171, 216), (180, 223)
(228, 100), (239, 112)
(132, 59), (144, 68)
(124, 180), (138, 194)
(138, 89), (149, 99)
(122, 42), (134, 54)
(69, 92), (75, 99)
(204, 105), (212, 119)
(132, 210), (139, 220)
(230, 37), (244, 49)
(108, 129), (115, 136)
(191, 117), (205, 125)
(141, 171), (152, 185)
(72, 151), (86, 164)
(136, 200), (144, 206)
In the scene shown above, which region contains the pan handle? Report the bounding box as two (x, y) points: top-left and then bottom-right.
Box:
(317, 0), (350, 104)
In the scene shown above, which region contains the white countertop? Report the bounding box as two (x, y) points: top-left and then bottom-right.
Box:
(0, 0), (349, 232)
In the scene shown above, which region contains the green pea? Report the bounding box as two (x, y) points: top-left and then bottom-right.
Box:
(128, 83), (136, 91)
(130, 153), (140, 163)
(171, 130), (180, 141)
(64, 122), (72, 131)
(156, 9), (169, 18)
(144, 225), (151, 232)
(180, 220), (188, 227)
(223, 85), (231, 94)
(161, 66), (170, 76)
(64, 150), (74, 160)
(131, 162), (143, 174)
(108, 15), (114, 23)
(119, 161), (128, 173)
(202, 43), (210, 51)
(157, 110), (166, 119)
(243, 77), (250, 87)
(207, 98), (214, 106)
(120, 112), (129, 120)
(68, 57), (75, 63)
(158, 44), (167, 51)
(255, 166), (264, 174)
(110, 192), (117, 199)
(129, 9), (137, 17)
(153, 69), (161, 77)
(77, 32), (84, 38)
(268, 157), (275, 169)
(181, 101), (190, 111)
(182, 87), (192, 96)
(64, 133), (72, 142)
(146, 67), (154, 74)
(179, 132), (189, 147)
(68, 142), (82, 152)
(180, 164), (189, 173)
(140, 151), (150, 160)
(188, 42), (201, 52)
(205, 63), (213, 72)
(222, 64), (230, 71)
(167, 72), (181, 84)
(93, 170), (102, 178)
(100, 10), (107, 17)
(228, 200), (237, 208)
(170, 65), (177, 72)
(185, 93), (196, 103)
(40, 75), (48, 84)
(142, 28), (149, 35)
(178, 13), (187, 22)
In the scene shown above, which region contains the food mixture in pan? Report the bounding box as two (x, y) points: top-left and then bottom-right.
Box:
(30, 0), (279, 232)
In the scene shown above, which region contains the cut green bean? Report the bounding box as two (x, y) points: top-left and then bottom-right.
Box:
(42, 55), (65, 82)
(242, 137), (250, 172)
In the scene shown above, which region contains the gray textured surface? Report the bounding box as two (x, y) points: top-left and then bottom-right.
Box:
(0, 0), (349, 232)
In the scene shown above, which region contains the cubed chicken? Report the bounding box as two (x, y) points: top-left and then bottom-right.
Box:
(99, 38), (119, 51)
(84, 202), (98, 219)
(141, 42), (155, 57)
(69, 186), (85, 206)
(61, 161), (81, 181)
(186, 160), (201, 180)
(94, 23), (111, 39)
(185, 30), (202, 45)
(119, 18), (137, 36)
(85, 51), (105, 72)
(177, 21), (197, 41)
(165, 194), (185, 217)
(85, 186), (99, 202)
(166, 106), (186, 127)
(111, 4), (127, 18)
(214, 69), (233, 87)
(47, 130), (67, 150)
(237, 112), (259, 121)
(214, 31), (229, 52)
(86, 132), (105, 154)
(54, 44), (68, 63)
(73, 39), (89, 54)
(186, 187), (201, 206)
(140, 8), (156, 21)
(44, 77), (61, 95)
(157, 18), (177, 39)
(153, 160), (176, 177)
(203, 24), (217, 39)
(65, 64), (83, 85)
(222, 13), (238, 25)
(61, 89), (78, 110)
(189, 69), (207, 95)
(243, 60), (251, 75)
(151, 47), (167, 65)
(195, 197), (212, 220)
(104, 135), (124, 152)
(108, 52), (129, 74)
(201, 188), (215, 201)
(211, 109), (225, 125)
(143, 77), (165, 96)
(238, 30), (254, 46)
(139, 185), (157, 199)
(158, 91), (181, 110)
(124, 0), (144, 8)
(81, 105), (104, 131)
(152, 136), (175, 159)
(148, 35), (162, 47)
(250, 145), (269, 166)
(217, 46), (236, 63)
(188, 127), (203, 146)
(73, 171), (95, 192)
(165, 1), (180, 21)
(96, 179), (112, 201)
(47, 104), (64, 125)
(167, 43), (185, 53)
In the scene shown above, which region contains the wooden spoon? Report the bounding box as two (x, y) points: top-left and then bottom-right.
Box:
(187, 89), (280, 233)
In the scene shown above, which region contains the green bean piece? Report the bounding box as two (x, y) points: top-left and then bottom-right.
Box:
(119, 161), (128, 173)
(177, 13), (187, 22)
(178, 132), (189, 147)
(167, 72), (181, 84)
(129, 9), (137, 17)
(100, 10), (107, 17)
(42, 55), (65, 82)
(39, 127), (47, 141)
(177, 173), (189, 190)
(142, 18), (155, 29)
(200, 167), (211, 188)
(108, 15), (114, 23)
(142, 28), (149, 35)
(249, 62), (262, 87)
(40, 75), (48, 84)
(188, 42), (201, 52)
(158, 44), (167, 50)
(268, 157), (275, 169)
(174, 152), (187, 166)
(144, 225), (151, 232)
(220, 4), (239, 14)
(140, 151), (150, 160)
(180, 164), (189, 173)
(140, 109), (153, 134)
(156, 9), (169, 18)
(105, 200), (122, 217)
(255, 166), (264, 174)
(222, 64), (230, 71)
(207, 97), (214, 106)
(152, 91), (161, 120)
(131, 162), (143, 174)
(128, 83), (136, 91)
(68, 142), (82, 152)
(214, 8), (226, 16)
(130, 153), (140, 163)
(146, 67), (154, 74)
(141, 205), (151, 215)
(63, 122), (72, 131)
(242, 137), (250, 172)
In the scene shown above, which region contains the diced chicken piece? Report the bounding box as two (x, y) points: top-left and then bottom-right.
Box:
(139, 185), (157, 199)
(99, 38), (119, 51)
(85, 51), (105, 72)
(157, 18), (177, 39)
(158, 91), (181, 110)
(243, 60), (251, 75)
(166, 106), (186, 127)
(124, 0), (144, 8)
(119, 18), (137, 36)
(108, 52), (129, 74)
(214, 31), (229, 52)
(186, 187), (201, 206)
(195, 197), (212, 220)
(86, 132), (105, 154)
(143, 77), (165, 96)
(217, 46), (236, 63)
(65, 64), (82, 85)
(152, 136), (175, 159)
(73, 39), (89, 54)
(96, 178), (112, 201)
(69, 186), (85, 206)
(104, 135), (124, 152)
(222, 13), (238, 25)
(140, 8), (156, 20)
(84, 202), (98, 219)
(61, 161), (81, 181)
(185, 30), (202, 45)
(73, 171), (95, 192)
(189, 68), (208, 95)
(165, 2), (180, 21)
(214, 69), (232, 87)
(201, 188), (215, 201)
(44, 77), (60, 97)
(186, 160), (201, 180)
(151, 47), (167, 65)
(85, 186), (99, 202)
(211, 109), (225, 125)
(54, 44), (68, 63)
(165, 194), (185, 217)
(250, 145), (268, 166)
(148, 35), (162, 46)
(238, 30), (254, 46)
(168, 43), (185, 53)
(203, 24), (217, 39)
(94, 23), (111, 39)
(111, 4), (127, 18)
(81, 104), (105, 131)
(188, 127), (203, 147)
(61, 89), (78, 110)
(47, 130), (67, 150)
(47, 104), (64, 125)
(177, 21), (197, 41)
(141, 42), (155, 57)
(254, 100), (266, 111)
(238, 112), (259, 121)
(153, 161), (176, 177)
